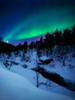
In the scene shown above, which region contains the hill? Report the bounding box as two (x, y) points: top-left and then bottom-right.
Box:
(0, 63), (74, 100)
(0, 41), (16, 53)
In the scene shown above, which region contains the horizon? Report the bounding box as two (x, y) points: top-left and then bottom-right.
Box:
(0, 24), (75, 46)
(1, 24), (74, 46)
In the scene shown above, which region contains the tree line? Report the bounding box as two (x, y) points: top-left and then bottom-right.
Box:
(0, 25), (75, 53)
(29, 25), (75, 49)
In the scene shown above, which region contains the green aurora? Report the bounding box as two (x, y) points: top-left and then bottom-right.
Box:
(3, 3), (75, 43)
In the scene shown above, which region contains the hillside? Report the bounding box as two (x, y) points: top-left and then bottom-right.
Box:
(0, 63), (75, 100)
(0, 41), (16, 53)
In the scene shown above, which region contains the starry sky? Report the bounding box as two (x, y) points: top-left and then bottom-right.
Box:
(0, 0), (75, 45)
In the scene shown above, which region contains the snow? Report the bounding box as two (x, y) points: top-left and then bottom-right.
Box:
(10, 65), (36, 86)
(0, 65), (75, 100)
(0, 47), (75, 100)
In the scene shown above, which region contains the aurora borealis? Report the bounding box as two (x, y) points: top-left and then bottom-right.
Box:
(0, 0), (75, 45)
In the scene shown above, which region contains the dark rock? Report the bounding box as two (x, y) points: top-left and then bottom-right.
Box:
(39, 58), (53, 65)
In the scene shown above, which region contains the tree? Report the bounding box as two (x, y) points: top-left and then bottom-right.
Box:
(39, 36), (44, 49)
(62, 28), (72, 45)
(54, 29), (62, 45)
(23, 41), (28, 50)
(45, 32), (50, 47)
(23, 41), (28, 53)
(29, 41), (35, 49)
(72, 25), (75, 44)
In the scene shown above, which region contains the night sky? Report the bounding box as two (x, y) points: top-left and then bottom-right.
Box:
(0, 0), (75, 45)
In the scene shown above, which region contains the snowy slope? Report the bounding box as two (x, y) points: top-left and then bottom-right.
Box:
(0, 65), (75, 100)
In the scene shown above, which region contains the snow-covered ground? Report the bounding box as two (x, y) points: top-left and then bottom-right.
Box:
(0, 64), (75, 100)
(0, 47), (75, 99)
